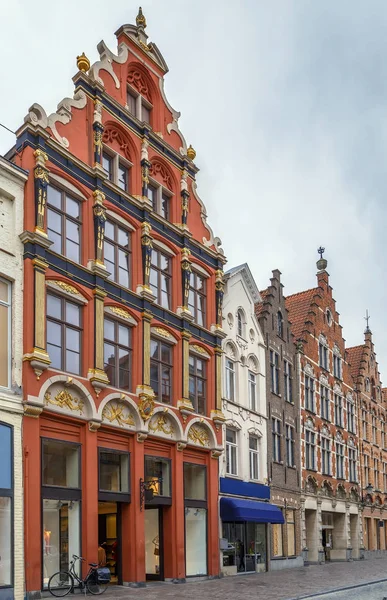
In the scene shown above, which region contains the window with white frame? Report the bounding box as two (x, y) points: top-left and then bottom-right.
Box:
(284, 360), (293, 403)
(237, 309), (245, 338)
(319, 338), (329, 370)
(374, 457), (379, 489)
(225, 358), (236, 402)
(321, 437), (331, 475)
(364, 454), (371, 486)
(305, 375), (315, 412)
(102, 150), (131, 192)
(321, 386), (330, 420)
(334, 394), (343, 427)
(127, 85), (152, 124)
(277, 311), (283, 338)
(383, 462), (387, 492)
(272, 418), (281, 462)
(248, 370), (257, 411)
(188, 271), (206, 327)
(365, 378), (370, 393)
(348, 447), (357, 483)
(0, 278), (11, 388)
(333, 354), (342, 379)
(249, 436), (260, 480)
(285, 425), (295, 467)
(270, 350), (280, 395)
(336, 442), (344, 478)
(372, 412), (377, 444)
(347, 399), (355, 433)
(148, 180), (171, 221)
(362, 408), (368, 439)
(382, 422), (386, 449)
(226, 428), (238, 475)
(305, 428), (316, 470)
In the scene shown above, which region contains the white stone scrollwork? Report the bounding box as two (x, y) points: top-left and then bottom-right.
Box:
(336, 431), (343, 442)
(333, 344), (341, 356)
(346, 392), (353, 403)
(89, 41), (129, 89)
(191, 181), (224, 255)
(321, 425), (329, 437)
(25, 91), (87, 149)
(304, 363), (314, 377)
(305, 417), (315, 430)
(319, 373), (329, 386)
(319, 333), (328, 345)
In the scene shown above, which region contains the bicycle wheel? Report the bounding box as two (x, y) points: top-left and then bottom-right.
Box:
(48, 571), (74, 597)
(86, 576), (108, 595)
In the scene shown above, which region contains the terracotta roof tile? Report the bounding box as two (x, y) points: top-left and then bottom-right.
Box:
(347, 345), (365, 380)
(285, 288), (319, 340)
(255, 288), (270, 317)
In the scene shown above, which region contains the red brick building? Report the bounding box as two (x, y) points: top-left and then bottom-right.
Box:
(10, 9), (226, 595)
(348, 326), (387, 556)
(285, 253), (360, 564)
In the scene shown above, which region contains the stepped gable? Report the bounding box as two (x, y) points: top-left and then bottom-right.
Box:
(285, 287), (319, 341)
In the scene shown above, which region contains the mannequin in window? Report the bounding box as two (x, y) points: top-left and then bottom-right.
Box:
(98, 542), (107, 567)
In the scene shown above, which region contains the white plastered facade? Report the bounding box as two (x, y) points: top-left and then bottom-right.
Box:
(0, 157), (27, 600)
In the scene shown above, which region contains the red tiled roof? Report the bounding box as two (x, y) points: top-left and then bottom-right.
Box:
(255, 288), (270, 317)
(347, 345), (365, 380)
(285, 288), (319, 340)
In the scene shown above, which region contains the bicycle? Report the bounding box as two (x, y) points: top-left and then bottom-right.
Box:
(48, 554), (109, 597)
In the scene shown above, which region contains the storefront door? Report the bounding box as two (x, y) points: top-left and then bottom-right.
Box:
(98, 502), (121, 584)
(223, 522), (267, 573)
(145, 507), (163, 580)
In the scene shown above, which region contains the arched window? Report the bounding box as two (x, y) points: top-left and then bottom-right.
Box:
(277, 311), (283, 338)
(365, 378), (370, 393)
(237, 309), (245, 338)
(371, 378), (376, 401)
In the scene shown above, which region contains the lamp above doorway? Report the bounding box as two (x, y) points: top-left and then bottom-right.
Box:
(140, 477), (163, 511)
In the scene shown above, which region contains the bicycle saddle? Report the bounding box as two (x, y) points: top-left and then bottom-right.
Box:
(89, 562), (98, 567)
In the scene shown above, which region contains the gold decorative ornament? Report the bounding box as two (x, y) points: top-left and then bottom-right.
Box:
(44, 390), (84, 414)
(77, 52), (90, 73)
(191, 344), (209, 357)
(52, 280), (80, 295)
(154, 327), (171, 339)
(23, 404), (43, 418)
(88, 421), (101, 432)
(102, 401), (135, 427)
(149, 414), (173, 436)
(110, 306), (131, 320)
(93, 189), (105, 205)
(138, 40), (150, 53)
(33, 149), (48, 163)
(188, 425), (210, 447)
(138, 393), (155, 422)
(187, 145), (196, 161)
(136, 6), (147, 28)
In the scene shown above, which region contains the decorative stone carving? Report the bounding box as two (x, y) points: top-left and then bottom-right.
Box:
(25, 91), (87, 148)
(102, 125), (132, 161)
(89, 41), (129, 89)
(187, 425), (210, 447)
(110, 306), (131, 320)
(304, 363), (314, 376)
(190, 344), (210, 358)
(128, 68), (152, 102)
(44, 390), (84, 415)
(138, 390), (155, 422)
(149, 414), (174, 437)
(102, 400), (135, 427)
(149, 160), (172, 190)
(319, 373), (329, 386)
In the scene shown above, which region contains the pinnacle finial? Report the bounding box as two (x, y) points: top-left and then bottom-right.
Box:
(187, 145), (196, 161)
(364, 309), (371, 334)
(136, 7), (147, 28)
(76, 52), (90, 73)
(316, 246), (328, 272)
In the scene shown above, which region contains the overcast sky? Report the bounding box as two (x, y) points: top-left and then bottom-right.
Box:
(1, 1), (387, 374)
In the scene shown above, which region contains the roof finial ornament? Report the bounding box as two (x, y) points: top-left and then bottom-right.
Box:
(364, 309), (371, 334)
(136, 7), (147, 28)
(76, 52), (90, 73)
(316, 246), (328, 272)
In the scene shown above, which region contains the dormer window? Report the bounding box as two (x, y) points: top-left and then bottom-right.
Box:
(126, 86), (152, 124)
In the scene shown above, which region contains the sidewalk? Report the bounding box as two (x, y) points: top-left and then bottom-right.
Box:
(67, 558), (387, 600)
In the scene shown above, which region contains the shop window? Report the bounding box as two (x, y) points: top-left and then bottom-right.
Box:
(42, 438), (81, 588)
(304, 376), (315, 412)
(46, 294), (82, 375)
(184, 463), (206, 501)
(222, 522), (267, 573)
(149, 248), (171, 309)
(104, 220), (131, 288)
(148, 182), (171, 221)
(102, 150), (131, 192)
(249, 436), (260, 480)
(150, 338), (172, 404)
(47, 184), (81, 263)
(144, 456), (171, 498)
(270, 350), (280, 395)
(189, 354), (206, 415)
(286, 509), (296, 556)
(42, 439), (80, 489)
(0, 423), (12, 587)
(226, 429), (238, 476)
(99, 450), (130, 499)
(225, 358), (236, 402)
(0, 279), (11, 389)
(272, 522), (284, 557)
(104, 318), (132, 391)
(43, 499), (81, 588)
(188, 271), (206, 327)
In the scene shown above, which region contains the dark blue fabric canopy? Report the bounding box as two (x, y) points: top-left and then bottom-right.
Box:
(220, 497), (285, 524)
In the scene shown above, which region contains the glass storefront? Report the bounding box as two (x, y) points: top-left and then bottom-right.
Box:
(43, 499), (81, 587)
(145, 508), (161, 578)
(185, 507), (207, 576)
(222, 522), (267, 573)
(0, 423), (12, 589)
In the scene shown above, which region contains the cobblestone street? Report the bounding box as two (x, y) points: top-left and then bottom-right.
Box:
(67, 559), (387, 600)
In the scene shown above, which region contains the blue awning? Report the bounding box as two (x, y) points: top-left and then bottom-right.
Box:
(220, 497), (285, 524)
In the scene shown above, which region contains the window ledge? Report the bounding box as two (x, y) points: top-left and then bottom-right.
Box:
(271, 392), (282, 398)
(273, 460), (284, 466)
(286, 465), (297, 470)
